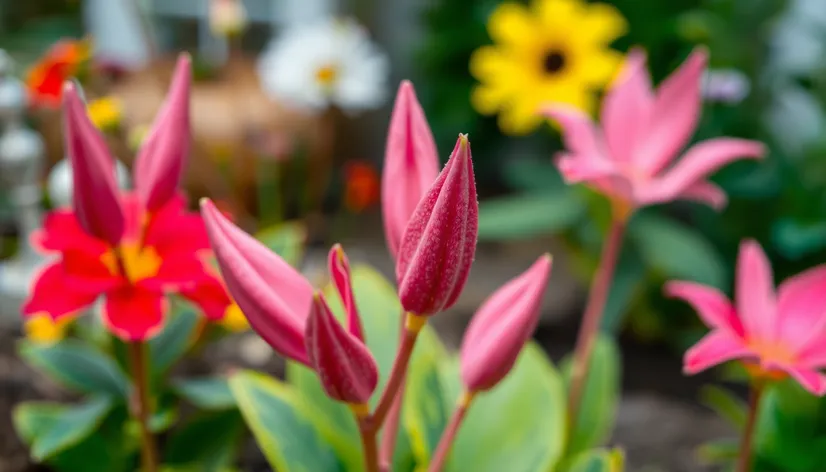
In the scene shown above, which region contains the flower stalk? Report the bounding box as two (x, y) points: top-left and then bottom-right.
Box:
(428, 391), (476, 472)
(371, 313), (426, 426)
(737, 381), (764, 472)
(566, 214), (627, 441)
(127, 341), (158, 472)
(378, 313), (408, 470)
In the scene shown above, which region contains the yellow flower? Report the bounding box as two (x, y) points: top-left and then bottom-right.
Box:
(220, 303), (250, 332)
(25, 313), (74, 345)
(87, 96), (123, 132)
(470, 0), (627, 135)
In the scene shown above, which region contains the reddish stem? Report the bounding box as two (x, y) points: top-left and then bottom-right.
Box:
(128, 341), (158, 472)
(427, 391), (475, 472)
(565, 217), (627, 440)
(737, 383), (764, 472)
(371, 313), (424, 428)
(378, 312), (408, 470)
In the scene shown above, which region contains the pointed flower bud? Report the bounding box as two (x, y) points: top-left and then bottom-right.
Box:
(328, 244), (364, 341)
(461, 254), (553, 392)
(201, 198), (314, 365)
(62, 82), (125, 246)
(305, 292), (379, 405)
(396, 134), (478, 316)
(134, 54), (192, 212)
(382, 81), (440, 259)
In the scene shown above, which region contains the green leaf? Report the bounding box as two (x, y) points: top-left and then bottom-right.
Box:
(30, 396), (113, 461)
(229, 370), (343, 472)
(149, 305), (200, 378)
(19, 340), (129, 397)
(565, 448), (625, 472)
(562, 335), (621, 456)
(255, 221), (307, 268)
(442, 343), (566, 472)
(13, 402), (67, 445)
(149, 403), (178, 433)
(165, 410), (244, 472)
(289, 264), (437, 471)
(699, 385), (746, 429)
(478, 191), (585, 241)
(600, 247), (645, 333)
(173, 377), (236, 410)
(630, 214), (726, 288)
(501, 158), (566, 192)
(771, 218), (826, 260)
(697, 439), (739, 466)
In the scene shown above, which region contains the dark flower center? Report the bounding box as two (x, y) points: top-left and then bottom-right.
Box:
(542, 50), (566, 74)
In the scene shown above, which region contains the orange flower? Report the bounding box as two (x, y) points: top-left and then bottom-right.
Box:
(26, 39), (92, 109)
(343, 160), (380, 213)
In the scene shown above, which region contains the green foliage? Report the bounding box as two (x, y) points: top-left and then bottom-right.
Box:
(255, 221), (308, 268)
(564, 448), (625, 472)
(149, 306), (201, 379)
(173, 377), (236, 410)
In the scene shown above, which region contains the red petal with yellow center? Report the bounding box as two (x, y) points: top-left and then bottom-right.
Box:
(22, 264), (101, 321)
(180, 275), (233, 321)
(144, 194), (212, 256)
(103, 286), (168, 341)
(32, 209), (109, 256)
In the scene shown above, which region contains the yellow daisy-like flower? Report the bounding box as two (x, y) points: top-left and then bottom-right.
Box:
(470, 0), (627, 135)
(86, 96), (123, 132)
(24, 313), (75, 345)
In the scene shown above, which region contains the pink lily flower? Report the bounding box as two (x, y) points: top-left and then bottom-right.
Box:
(461, 254), (552, 392)
(544, 47), (765, 215)
(666, 240), (826, 395)
(396, 134), (478, 316)
(382, 81), (440, 259)
(134, 54), (192, 213)
(328, 244), (365, 342)
(305, 291), (378, 405)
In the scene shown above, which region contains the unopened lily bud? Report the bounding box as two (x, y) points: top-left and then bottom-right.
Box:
(305, 292), (379, 406)
(328, 244), (364, 341)
(201, 198), (314, 365)
(460, 254), (552, 391)
(396, 134), (478, 315)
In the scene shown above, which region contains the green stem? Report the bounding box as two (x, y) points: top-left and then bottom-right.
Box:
(128, 341), (157, 472)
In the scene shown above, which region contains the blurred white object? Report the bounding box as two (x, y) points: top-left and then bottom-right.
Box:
(47, 157), (131, 209)
(209, 0), (249, 37)
(84, 0), (152, 68)
(257, 17), (389, 114)
(702, 69), (750, 104)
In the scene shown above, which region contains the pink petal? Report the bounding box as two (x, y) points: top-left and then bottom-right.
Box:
(735, 240), (778, 342)
(542, 105), (606, 159)
(554, 153), (635, 204)
(644, 138), (765, 206)
(777, 264), (826, 352)
(327, 244), (364, 341)
(601, 48), (654, 164)
(637, 48), (707, 175)
(675, 180), (727, 210)
(780, 366), (826, 396)
(382, 81), (440, 259)
(664, 281), (743, 336)
(684, 330), (750, 374)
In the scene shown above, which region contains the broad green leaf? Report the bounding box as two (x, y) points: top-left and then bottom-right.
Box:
(30, 396), (113, 461)
(13, 402), (67, 444)
(229, 370), (343, 472)
(501, 158), (566, 192)
(562, 335), (621, 456)
(255, 221), (307, 267)
(19, 340), (129, 397)
(289, 264), (437, 471)
(149, 305), (200, 378)
(173, 377), (235, 410)
(442, 343), (566, 472)
(565, 448), (625, 472)
(49, 430), (134, 472)
(699, 385), (746, 429)
(165, 410), (244, 471)
(772, 218), (826, 260)
(630, 215), (726, 288)
(478, 191), (585, 240)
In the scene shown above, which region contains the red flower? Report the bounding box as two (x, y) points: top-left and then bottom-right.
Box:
(26, 39), (91, 109)
(343, 160), (380, 213)
(23, 193), (232, 341)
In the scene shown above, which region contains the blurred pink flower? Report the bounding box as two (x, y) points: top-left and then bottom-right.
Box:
(544, 48), (765, 216)
(666, 240), (826, 395)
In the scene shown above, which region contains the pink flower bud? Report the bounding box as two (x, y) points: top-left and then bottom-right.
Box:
(62, 83), (125, 246)
(201, 198), (313, 365)
(327, 244), (364, 341)
(134, 54), (192, 212)
(460, 254), (552, 392)
(382, 81), (440, 259)
(305, 292), (379, 405)
(396, 134), (478, 316)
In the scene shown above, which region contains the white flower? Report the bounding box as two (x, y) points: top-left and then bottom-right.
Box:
(209, 0), (248, 37)
(257, 17), (389, 114)
(702, 69), (751, 104)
